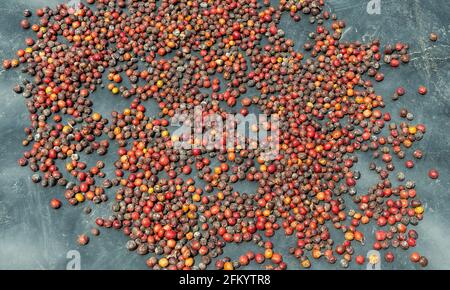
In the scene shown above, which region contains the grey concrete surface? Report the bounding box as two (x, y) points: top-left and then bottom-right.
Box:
(0, 0), (449, 270)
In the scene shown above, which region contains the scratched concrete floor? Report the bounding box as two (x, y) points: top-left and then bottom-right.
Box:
(0, 0), (449, 270)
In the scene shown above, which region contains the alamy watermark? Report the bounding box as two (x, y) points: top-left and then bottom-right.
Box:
(170, 106), (280, 162)
(367, 0), (381, 15)
(66, 250), (81, 270)
(366, 250), (382, 270)
(67, 0), (82, 15)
